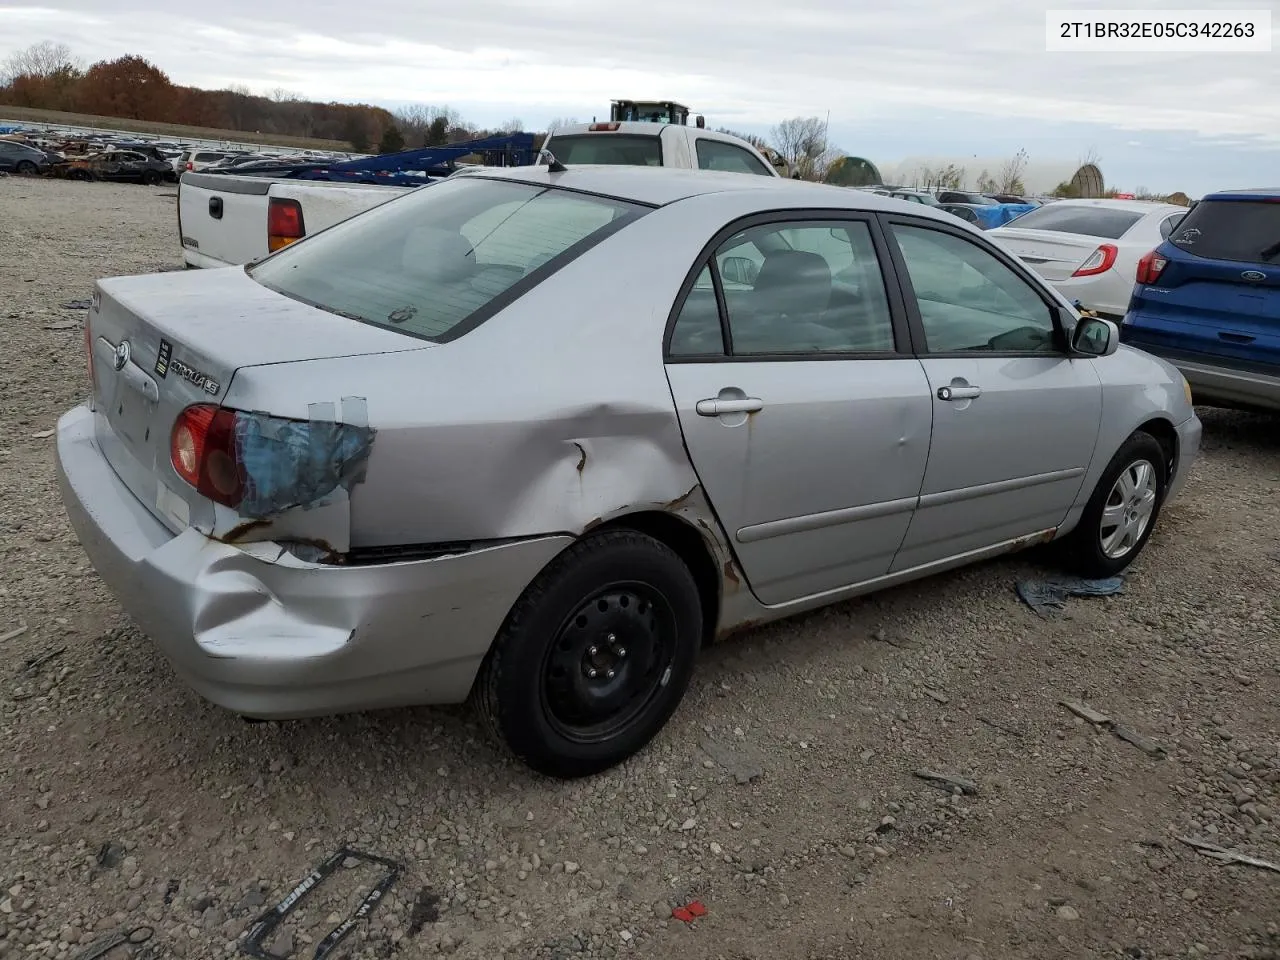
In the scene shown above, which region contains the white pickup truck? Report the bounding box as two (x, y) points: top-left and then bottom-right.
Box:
(176, 124), (780, 269)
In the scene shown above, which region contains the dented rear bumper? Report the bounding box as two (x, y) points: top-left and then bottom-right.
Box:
(55, 403), (572, 717)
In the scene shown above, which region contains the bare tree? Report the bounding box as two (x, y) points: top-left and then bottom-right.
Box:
(546, 116), (579, 132)
(998, 147), (1030, 194)
(976, 169), (998, 194)
(266, 87), (300, 103)
(937, 163), (966, 190)
(1078, 145), (1102, 168)
(770, 116), (827, 172)
(497, 117), (524, 133)
(1, 40), (81, 83)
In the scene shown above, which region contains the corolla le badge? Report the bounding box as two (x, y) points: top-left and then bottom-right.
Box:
(1241, 270), (1266, 282)
(113, 340), (131, 371)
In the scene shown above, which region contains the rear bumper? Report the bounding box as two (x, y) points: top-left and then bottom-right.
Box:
(180, 247), (233, 270)
(55, 403), (571, 718)
(1173, 357), (1280, 413)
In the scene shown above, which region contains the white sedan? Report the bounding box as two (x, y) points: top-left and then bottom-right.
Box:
(989, 199), (1187, 319)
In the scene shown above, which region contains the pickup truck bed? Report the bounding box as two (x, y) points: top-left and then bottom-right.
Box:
(179, 172), (407, 268)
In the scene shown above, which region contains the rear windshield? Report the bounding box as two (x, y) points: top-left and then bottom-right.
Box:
(1003, 204), (1143, 240)
(1169, 199), (1280, 263)
(248, 177), (647, 342)
(546, 134), (662, 166)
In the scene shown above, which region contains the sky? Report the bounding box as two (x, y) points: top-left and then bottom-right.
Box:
(2, 0), (1279, 195)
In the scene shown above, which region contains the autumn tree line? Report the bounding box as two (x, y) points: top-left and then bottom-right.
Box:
(1, 40), (1175, 199)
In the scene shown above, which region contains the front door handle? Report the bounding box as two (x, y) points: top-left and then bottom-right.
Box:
(696, 397), (763, 416)
(937, 384), (982, 401)
(1218, 331), (1254, 344)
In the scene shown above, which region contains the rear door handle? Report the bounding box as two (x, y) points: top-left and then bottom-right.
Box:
(696, 397), (763, 416)
(937, 385), (982, 401)
(1218, 331), (1255, 344)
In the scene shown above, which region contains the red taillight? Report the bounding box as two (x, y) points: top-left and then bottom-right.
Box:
(1071, 243), (1119, 277)
(1136, 249), (1168, 285)
(588, 122), (621, 132)
(170, 404), (244, 507)
(267, 197), (305, 252)
(185, 161), (193, 170)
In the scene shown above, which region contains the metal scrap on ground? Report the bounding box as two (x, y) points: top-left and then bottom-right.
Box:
(914, 769), (979, 795)
(1016, 576), (1125, 617)
(1059, 700), (1166, 757)
(1177, 836), (1280, 874)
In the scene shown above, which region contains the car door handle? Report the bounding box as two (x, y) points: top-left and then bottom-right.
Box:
(1218, 331), (1254, 344)
(937, 385), (982, 401)
(696, 397), (763, 416)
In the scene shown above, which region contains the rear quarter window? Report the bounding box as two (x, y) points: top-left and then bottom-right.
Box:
(1169, 199), (1280, 263)
(1005, 204), (1143, 239)
(248, 177), (648, 342)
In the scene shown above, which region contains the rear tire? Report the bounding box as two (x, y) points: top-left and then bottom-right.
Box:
(474, 529), (702, 778)
(1062, 431), (1167, 578)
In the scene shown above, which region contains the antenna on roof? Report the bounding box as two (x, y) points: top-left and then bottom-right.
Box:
(537, 148), (567, 173)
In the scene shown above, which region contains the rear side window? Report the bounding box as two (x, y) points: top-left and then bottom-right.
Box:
(1004, 204), (1143, 239)
(249, 177), (647, 342)
(694, 138), (772, 176)
(546, 134), (662, 166)
(1169, 200), (1280, 263)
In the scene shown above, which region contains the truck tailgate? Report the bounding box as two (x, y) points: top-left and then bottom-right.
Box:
(269, 179), (407, 237)
(179, 172), (271, 267)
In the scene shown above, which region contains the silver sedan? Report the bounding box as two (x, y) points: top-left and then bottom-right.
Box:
(56, 165), (1202, 777)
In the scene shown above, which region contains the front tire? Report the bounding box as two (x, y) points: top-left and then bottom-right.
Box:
(142, 170), (162, 185)
(1063, 431), (1167, 578)
(475, 529), (702, 778)
(15, 160), (37, 176)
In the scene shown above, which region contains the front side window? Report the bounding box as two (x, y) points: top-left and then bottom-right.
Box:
(250, 177), (647, 342)
(892, 224), (1058, 353)
(669, 220), (896, 356)
(694, 139), (772, 176)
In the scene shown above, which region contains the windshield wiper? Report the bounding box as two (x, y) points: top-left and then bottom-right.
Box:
(1259, 239), (1280, 262)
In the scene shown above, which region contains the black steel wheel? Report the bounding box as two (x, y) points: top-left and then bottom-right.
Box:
(475, 529), (702, 778)
(142, 169), (162, 186)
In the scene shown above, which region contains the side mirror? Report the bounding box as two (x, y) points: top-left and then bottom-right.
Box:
(721, 256), (759, 286)
(1071, 316), (1119, 357)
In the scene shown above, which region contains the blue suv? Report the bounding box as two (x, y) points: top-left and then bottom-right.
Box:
(1120, 188), (1280, 413)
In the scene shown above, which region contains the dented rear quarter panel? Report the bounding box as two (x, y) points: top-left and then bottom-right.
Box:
(221, 197), (748, 549)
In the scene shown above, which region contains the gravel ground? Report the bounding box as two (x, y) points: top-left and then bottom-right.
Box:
(1, 176), (1278, 960)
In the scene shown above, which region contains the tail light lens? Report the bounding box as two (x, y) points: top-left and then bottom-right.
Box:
(185, 161), (193, 171)
(588, 122), (621, 131)
(267, 197), (305, 252)
(1071, 243), (1119, 277)
(171, 404), (244, 507)
(1136, 249), (1168, 284)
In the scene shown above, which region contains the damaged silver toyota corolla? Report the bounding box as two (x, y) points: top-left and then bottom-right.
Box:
(57, 165), (1201, 777)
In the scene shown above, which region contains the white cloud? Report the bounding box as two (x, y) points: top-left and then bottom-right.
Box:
(3, 0), (1279, 192)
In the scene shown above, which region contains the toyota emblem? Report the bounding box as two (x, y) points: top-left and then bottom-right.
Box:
(113, 340), (131, 371)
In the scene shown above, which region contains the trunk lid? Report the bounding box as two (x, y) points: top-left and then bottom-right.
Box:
(989, 227), (1106, 281)
(88, 266), (428, 533)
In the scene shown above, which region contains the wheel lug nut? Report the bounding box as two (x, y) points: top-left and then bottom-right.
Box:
(616, 646), (627, 658)
(606, 633), (617, 643)
(586, 667), (598, 679)
(588, 645), (598, 656)
(606, 669), (616, 680)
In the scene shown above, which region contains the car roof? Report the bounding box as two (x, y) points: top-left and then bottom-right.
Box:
(1037, 197), (1184, 215)
(458, 164), (957, 216)
(1201, 187), (1280, 201)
